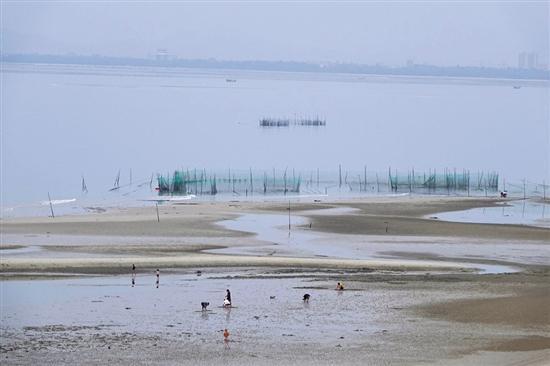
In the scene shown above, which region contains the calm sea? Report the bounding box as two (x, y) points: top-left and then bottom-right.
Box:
(1, 63), (548, 213)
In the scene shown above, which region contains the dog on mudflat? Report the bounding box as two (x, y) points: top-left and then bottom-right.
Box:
(201, 302), (210, 311)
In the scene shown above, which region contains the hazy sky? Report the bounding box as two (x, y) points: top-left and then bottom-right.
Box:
(2, 1), (549, 66)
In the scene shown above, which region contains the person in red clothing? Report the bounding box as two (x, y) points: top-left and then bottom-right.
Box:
(223, 329), (230, 349)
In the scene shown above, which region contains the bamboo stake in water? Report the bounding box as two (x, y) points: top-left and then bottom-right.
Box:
(156, 203), (160, 223)
(411, 168), (415, 193)
(288, 201), (291, 233)
(81, 176), (88, 194)
(249, 167), (254, 195)
(283, 168), (287, 195)
(47, 192), (55, 218)
(467, 170), (470, 197)
(364, 165), (367, 192)
(317, 168), (320, 189)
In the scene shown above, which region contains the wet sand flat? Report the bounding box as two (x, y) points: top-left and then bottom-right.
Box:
(1, 196), (549, 365)
(1, 269), (549, 366)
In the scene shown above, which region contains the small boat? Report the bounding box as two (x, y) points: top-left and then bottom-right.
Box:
(226, 79), (237, 83)
(513, 85), (521, 89)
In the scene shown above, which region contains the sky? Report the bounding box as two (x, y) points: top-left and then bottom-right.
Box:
(1, 1), (549, 67)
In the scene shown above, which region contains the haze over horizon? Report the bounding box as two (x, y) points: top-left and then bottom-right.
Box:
(1, 1), (549, 68)
(1, 1), (549, 207)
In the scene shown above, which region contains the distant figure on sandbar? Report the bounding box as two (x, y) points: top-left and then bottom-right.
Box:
(336, 282), (345, 291)
(131, 264), (136, 287)
(156, 269), (160, 288)
(303, 293), (310, 303)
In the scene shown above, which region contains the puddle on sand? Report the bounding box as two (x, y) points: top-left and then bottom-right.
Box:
(433, 200), (550, 228)
(1, 272), (387, 346)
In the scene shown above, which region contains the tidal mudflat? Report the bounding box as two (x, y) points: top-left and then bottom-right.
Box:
(1, 196), (549, 365)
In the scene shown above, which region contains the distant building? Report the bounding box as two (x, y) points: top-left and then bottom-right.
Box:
(518, 52), (540, 70)
(518, 52), (527, 69)
(527, 53), (538, 69)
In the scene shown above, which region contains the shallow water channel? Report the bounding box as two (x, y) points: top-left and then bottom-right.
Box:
(214, 213), (523, 274)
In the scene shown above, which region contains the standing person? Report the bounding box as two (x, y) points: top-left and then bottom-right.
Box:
(156, 269), (160, 288)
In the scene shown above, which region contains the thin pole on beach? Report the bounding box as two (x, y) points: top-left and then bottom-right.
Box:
(543, 181), (546, 200)
(47, 192), (55, 218)
(156, 203), (160, 222)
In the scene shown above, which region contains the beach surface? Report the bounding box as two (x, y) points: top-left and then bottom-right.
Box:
(1, 196), (549, 365)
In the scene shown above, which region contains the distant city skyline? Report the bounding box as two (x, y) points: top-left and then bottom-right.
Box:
(1, 2), (548, 68)
(4, 52), (548, 80)
(3, 48), (549, 72)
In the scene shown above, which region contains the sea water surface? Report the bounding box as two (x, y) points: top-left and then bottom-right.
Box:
(435, 199), (550, 228)
(2, 63), (548, 209)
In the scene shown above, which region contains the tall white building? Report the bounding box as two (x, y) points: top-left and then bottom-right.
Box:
(518, 52), (540, 70)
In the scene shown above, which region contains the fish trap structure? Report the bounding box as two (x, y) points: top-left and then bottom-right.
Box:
(157, 168), (302, 196)
(259, 117), (326, 127)
(155, 166), (503, 198)
(387, 168), (499, 194)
